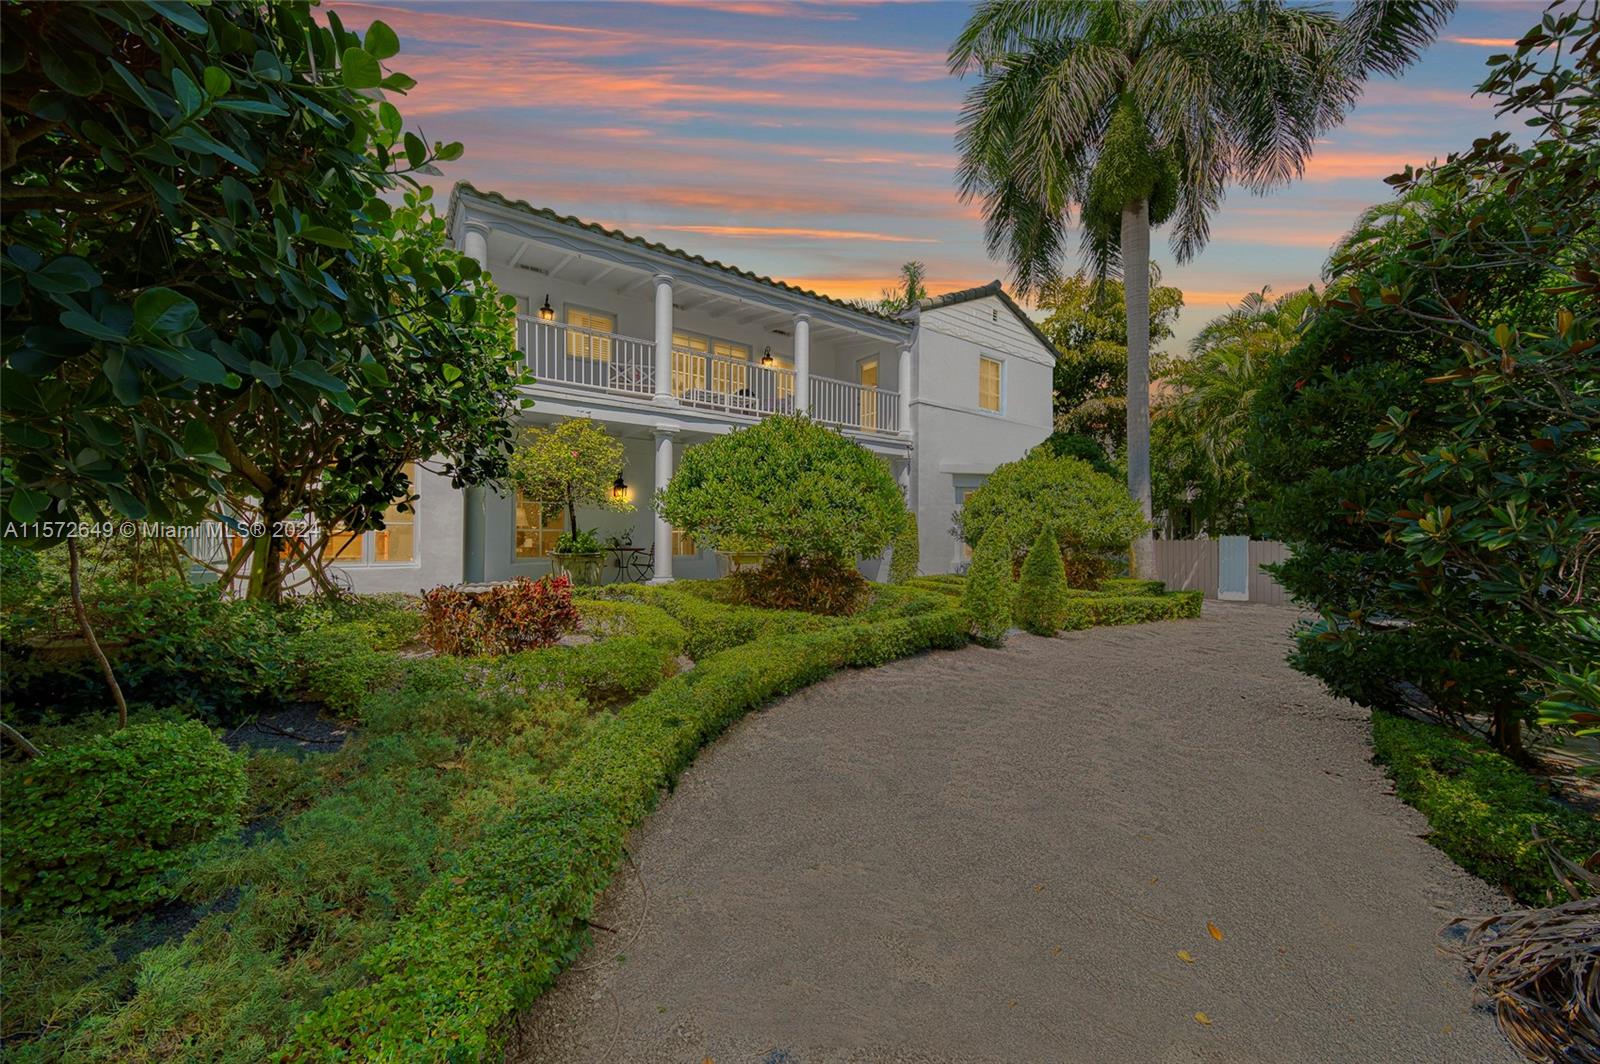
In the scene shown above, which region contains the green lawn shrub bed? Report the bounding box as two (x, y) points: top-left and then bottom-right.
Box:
(3, 576), (1198, 1061)
(1370, 712), (1600, 904)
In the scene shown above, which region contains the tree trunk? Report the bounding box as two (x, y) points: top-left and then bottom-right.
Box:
(1121, 200), (1155, 578)
(1493, 705), (1523, 759)
(67, 536), (129, 728)
(567, 485), (579, 537)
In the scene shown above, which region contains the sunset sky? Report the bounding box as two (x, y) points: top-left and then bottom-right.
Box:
(329, 0), (1543, 350)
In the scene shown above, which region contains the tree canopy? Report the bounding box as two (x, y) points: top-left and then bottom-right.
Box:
(956, 451), (1146, 561)
(507, 418), (630, 537)
(1, 1), (525, 598)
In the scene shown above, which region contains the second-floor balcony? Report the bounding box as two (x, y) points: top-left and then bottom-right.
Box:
(520, 316), (903, 436)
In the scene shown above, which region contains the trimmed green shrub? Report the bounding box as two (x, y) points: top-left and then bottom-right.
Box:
(282, 606), (967, 1061)
(955, 451), (1146, 568)
(728, 553), (870, 615)
(1100, 577), (1166, 595)
(575, 599), (688, 658)
(591, 583), (833, 659)
(2, 721), (246, 916)
(889, 513), (920, 584)
(1058, 590), (1202, 630)
(289, 621), (403, 715)
(962, 526), (1013, 646)
(1371, 712), (1600, 903)
(1015, 527), (1069, 635)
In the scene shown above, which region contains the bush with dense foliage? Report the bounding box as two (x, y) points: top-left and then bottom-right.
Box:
(654, 415), (905, 615)
(727, 554), (870, 615)
(1015, 527), (1069, 636)
(2, 575), (297, 724)
(421, 576), (580, 656)
(888, 513), (920, 584)
(0, 3), (523, 603)
(956, 451), (1145, 584)
(1248, 14), (1598, 755)
(2, 721), (246, 917)
(961, 526), (1013, 646)
(656, 414), (907, 570)
(1371, 712), (1600, 904)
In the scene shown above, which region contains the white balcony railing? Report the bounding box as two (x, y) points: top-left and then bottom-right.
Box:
(672, 346), (798, 417)
(520, 316), (655, 396)
(516, 316), (900, 435)
(810, 374), (901, 435)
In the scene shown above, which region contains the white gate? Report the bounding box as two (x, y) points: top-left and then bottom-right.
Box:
(1217, 535), (1250, 601)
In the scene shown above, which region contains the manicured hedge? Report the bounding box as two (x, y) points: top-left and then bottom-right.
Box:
(587, 583), (834, 659)
(1099, 577), (1167, 595)
(282, 606), (967, 1061)
(1371, 711), (1600, 904)
(1058, 590), (1202, 630)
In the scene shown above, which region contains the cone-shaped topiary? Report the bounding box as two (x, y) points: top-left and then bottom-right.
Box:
(962, 525), (1013, 646)
(1015, 526), (1068, 635)
(888, 512), (919, 584)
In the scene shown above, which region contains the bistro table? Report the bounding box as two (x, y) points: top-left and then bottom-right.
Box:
(604, 545), (653, 583)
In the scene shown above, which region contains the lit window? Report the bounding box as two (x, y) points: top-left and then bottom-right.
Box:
(565, 306), (615, 360)
(710, 338), (751, 394)
(671, 528), (696, 556)
(322, 463), (418, 565)
(514, 494), (565, 559)
(672, 330), (709, 394)
(978, 356), (1002, 412)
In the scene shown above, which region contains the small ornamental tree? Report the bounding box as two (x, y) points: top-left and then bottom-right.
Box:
(957, 452), (1145, 582)
(888, 512), (920, 584)
(962, 525), (1013, 646)
(507, 419), (630, 537)
(658, 415), (906, 563)
(1015, 527), (1068, 636)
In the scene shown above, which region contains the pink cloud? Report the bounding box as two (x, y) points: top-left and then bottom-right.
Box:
(1446, 35), (1518, 47)
(622, 222), (937, 243)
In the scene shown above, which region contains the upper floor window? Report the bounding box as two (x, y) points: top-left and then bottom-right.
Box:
(322, 462), (418, 565)
(566, 305), (616, 360)
(978, 356), (1002, 412)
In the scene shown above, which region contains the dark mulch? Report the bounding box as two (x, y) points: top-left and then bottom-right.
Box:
(222, 702), (352, 756)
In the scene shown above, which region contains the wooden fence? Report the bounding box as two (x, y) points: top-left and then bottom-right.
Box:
(1149, 537), (1292, 606)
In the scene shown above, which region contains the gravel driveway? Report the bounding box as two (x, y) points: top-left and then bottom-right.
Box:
(508, 602), (1515, 1063)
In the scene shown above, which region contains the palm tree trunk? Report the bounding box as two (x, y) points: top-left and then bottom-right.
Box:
(1122, 199), (1155, 578)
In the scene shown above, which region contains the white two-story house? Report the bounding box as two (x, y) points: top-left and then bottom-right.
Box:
(330, 183), (1055, 594)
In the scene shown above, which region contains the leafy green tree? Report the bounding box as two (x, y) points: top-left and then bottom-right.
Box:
(962, 525), (1013, 646)
(1255, 7), (1598, 754)
(1153, 286), (1314, 535)
(1036, 272), (1182, 455)
(1034, 431), (1116, 477)
(507, 419), (630, 537)
(949, 0), (1451, 576)
(657, 414), (906, 563)
(1, 2), (523, 603)
(1014, 526), (1068, 636)
(956, 451), (1146, 568)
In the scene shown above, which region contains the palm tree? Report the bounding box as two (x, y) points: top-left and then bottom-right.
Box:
(1157, 285), (1316, 533)
(950, 0), (1453, 574)
(857, 261), (930, 315)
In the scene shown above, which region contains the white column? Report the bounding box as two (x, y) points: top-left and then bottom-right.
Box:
(649, 427), (677, 583)
(461, 221), (491, 583)
(653, 273), (676, 405)
(794, 312), (811, 416)
(897, 342), (913, 438)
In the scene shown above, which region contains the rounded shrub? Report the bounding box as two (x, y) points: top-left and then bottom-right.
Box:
(888, 512), (920, 584)
(962, 526), (1013, 646)
(956, 451), (1145, 586)
(2, 720), (247, 916)
(1015, 527), (1069, 636)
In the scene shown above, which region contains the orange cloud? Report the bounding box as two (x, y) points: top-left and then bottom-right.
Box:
(625, 223), (936, 243)
(782, 275), (993, 301)
(1446, 35), (1518, 47)
(1299, 149), (1434, 181)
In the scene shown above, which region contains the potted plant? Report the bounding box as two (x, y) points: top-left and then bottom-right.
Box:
(715, 533), (770, 575)
(550, 528), (605, 586)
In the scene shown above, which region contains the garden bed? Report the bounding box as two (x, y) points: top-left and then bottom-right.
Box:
(2, 575), (1201, 1061)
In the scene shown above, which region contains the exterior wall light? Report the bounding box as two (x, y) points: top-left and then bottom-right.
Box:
(539, 294), (555, 320)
